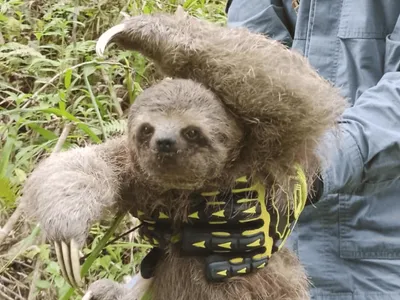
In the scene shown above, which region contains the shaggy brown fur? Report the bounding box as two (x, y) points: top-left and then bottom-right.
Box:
(20, 12), (347, 300)
(84, 248), (308, 300)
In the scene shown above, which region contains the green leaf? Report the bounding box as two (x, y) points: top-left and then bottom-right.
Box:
(41, 108), (101, 143)
(84, 73), (107, 140)
(0, 177), (17, 205)
(183, 0), (197, 9)
(46, 261), (60, 275)
(54, 276), (65, 288)
(98, 255), (112, 270)
(59, 100), (66, 111)
(83, 65), (96, 77)
(26, 123), (58, 141)
(36, 279), (52, 289)
(0, 107), (100, 143)
(0, 126), (17, 177)
(64, 68), (72, 89)
(14, 168), (27, 183)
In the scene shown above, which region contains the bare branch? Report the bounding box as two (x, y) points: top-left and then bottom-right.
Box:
(0, 285), (14, 300)
(0, 205), (23, 245)
(0, 281), (25, 300)
(52, 123), (74, 154)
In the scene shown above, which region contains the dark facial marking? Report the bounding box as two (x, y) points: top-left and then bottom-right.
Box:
(181, 126), (210, 147)
(137, 123), (155, 145)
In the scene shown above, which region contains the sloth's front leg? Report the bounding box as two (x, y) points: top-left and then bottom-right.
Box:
(20, 137), (131, 290)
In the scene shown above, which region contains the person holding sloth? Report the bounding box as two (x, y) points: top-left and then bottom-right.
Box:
(176, 1), (400, 299)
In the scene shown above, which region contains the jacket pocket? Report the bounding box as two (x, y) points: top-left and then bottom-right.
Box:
(337, 0), (398, 39)
(339, 179), (400, 259)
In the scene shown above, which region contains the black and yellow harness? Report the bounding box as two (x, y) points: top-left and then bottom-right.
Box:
(138, 165), (308, 282)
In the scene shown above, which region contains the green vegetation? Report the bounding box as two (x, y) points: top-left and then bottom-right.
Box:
(0, 0), (226, 299)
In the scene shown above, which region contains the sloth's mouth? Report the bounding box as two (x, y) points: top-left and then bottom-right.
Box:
(146, 164), (207, 189)
(151, 173), (204, 190)
(137, 150), (210, 188)
(155, 153), (178, 162)
(151, 156), (179, 170)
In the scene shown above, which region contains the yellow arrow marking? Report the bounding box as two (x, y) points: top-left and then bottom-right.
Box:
(218, 242), (232, 249)
(243, 206), (257, 214)
(247, 239), (261, 247)
(158, 212), (169, 219)
(212, 210), (225, 218)
(257, 263), (266, 269)
(188, 211), (200, 219)
(217, 270), (227, 276)
(192, 241), (206, 248)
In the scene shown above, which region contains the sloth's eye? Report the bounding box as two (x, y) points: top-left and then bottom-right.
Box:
(141, 124), (154, 136)
(184, 128), (200, 140)
(143, 126), (152, 134)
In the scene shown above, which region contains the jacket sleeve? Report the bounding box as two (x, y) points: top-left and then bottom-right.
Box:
(320, 21), (400, 196)
(226, 0), (295, 46)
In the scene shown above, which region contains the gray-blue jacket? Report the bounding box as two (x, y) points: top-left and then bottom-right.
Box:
(227, 1), (400, 299)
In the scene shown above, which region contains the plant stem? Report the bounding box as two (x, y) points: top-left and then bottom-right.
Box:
(84, 74), (107, 140)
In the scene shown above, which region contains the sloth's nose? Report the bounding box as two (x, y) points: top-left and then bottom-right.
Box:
(156, 138), (176, 153)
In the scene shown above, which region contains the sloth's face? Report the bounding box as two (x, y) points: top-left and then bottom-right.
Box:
(128, 79), (243, 189)
(134, 117), (224, 188)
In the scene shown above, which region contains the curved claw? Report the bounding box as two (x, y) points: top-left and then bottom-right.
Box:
(82, 290), (93, 300)
(96, 23), (126, 57)
(54, 241), (71, 286)
(54, 239), (83, 292)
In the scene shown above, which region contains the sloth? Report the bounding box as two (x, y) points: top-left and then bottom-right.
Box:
(20, 10), (347, 300)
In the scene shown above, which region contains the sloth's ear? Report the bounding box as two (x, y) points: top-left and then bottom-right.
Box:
(174, 5), (188, 19)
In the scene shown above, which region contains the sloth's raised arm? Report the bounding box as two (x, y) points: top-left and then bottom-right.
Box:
(97, 13), (347, 176)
